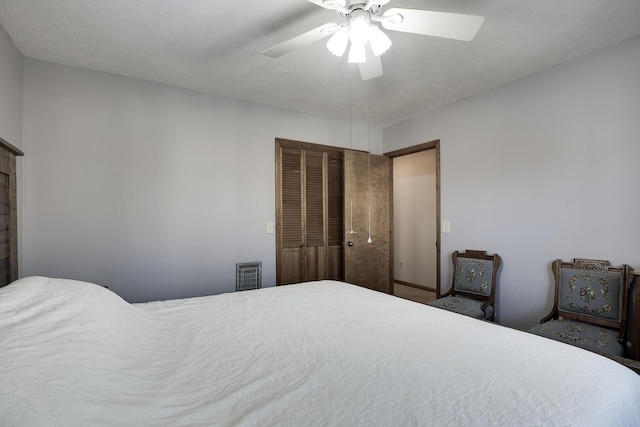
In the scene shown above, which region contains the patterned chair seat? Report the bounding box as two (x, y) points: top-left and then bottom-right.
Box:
(427, 296), (493, 320)
(529, 319), (624, 356)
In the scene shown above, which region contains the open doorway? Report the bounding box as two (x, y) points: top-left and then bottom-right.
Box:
(385, 140), (440, 304)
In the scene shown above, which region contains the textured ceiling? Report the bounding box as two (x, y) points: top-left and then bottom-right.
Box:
(1, 0), (639, 127)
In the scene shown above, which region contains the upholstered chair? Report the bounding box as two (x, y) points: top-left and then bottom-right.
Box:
(528, 258), (632, 357)
(427, 250), (502, 320)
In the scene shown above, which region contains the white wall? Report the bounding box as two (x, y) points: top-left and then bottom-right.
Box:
(0, 27), (22, 146)
(384, 35), (640, 330)
(22, 59), (382, 303)
(0, 26), (24, 274)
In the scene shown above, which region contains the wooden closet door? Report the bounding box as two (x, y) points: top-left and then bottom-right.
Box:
(326, 152), (344, 280)
(344, 150), (390, 293)
(276, 139), (344, 285)
(278, 147), (304, 284)
(303, 149), (326, 281)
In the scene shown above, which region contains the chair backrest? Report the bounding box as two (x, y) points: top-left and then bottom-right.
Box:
(553, 258), (632, 338)
(451, 250), (502, 301)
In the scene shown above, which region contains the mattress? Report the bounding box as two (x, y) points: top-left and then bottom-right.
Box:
(1, 276), (640, 426)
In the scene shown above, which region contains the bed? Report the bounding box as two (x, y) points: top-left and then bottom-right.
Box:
(1, 276), (640, 426)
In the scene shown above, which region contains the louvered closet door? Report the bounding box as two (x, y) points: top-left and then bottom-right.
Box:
(279, 147), (304, 284)
(326, 152), (344, 280)
(303, 150), (325, 281)
(276, 140), (344, 285)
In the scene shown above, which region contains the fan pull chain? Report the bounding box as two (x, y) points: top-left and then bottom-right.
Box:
(367, 81), (373, 244)
(367, 205), (372, 243)
(348, 70), (356, 235)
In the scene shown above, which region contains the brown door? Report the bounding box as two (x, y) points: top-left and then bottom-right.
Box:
(278, 145), (304, 284)
(276, 139), (344, 285)
(344, 150), (391, 293)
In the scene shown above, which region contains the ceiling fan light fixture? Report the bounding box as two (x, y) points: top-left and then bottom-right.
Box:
(349, 13), (370, 46)
(368, 25), (391, 56)
(347, 43), (366, 63)
(326, 26), (350, 57)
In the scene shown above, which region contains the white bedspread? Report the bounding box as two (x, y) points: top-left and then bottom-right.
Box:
(1, 277), (640, 426)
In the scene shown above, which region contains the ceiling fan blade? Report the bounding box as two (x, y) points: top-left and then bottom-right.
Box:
(306, 0), (340, 10)
(261, 23), (339, 58)
(381, 8), (484, 41)
(358, 53), (383, 81)
(363, 0), (390, 10)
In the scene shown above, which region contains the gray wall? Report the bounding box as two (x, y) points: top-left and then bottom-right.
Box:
(0, 26), (23, 274)
(22, 59), (382, 303)
(0, 26), (22, 145)
(384, 35), (640, 330)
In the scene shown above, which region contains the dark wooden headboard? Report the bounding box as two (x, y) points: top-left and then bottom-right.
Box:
(0, 136), (24, 288)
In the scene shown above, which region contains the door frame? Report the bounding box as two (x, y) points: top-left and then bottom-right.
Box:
(384, 140), (441, 297)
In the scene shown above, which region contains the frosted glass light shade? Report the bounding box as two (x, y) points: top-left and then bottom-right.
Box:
(348, 43), (366, 63)
(349, 15), (370, 46)
(324, 9), (392, 63)
(369, 25), (392, 56)
(326, 26), (349, 57)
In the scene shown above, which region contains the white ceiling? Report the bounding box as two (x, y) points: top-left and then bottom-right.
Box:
(1, 0), (639, 127)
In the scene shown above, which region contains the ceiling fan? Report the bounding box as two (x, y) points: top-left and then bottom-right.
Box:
(261, 0), (484, 81)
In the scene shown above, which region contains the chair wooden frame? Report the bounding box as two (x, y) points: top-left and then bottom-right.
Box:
(540, 258), (633, 344)
(439, 249), (502, 320)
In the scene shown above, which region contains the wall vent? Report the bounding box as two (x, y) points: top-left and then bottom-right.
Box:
(236, 261), (262, 292)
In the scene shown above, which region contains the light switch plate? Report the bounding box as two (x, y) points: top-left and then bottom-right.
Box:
(442, 220), (451, 234)
(266, 221), (274, 234)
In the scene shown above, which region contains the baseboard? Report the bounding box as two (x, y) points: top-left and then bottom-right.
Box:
(394, 280), (436, 293)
